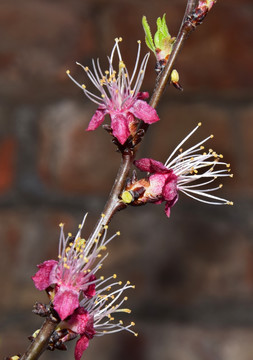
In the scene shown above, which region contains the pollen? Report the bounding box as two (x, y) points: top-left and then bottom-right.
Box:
(59, 223), (64, 227)
(101, 213), (105, 218)
(198, 122), (202, 127)
(210, 134), (214, 138)
(81, 84), (86, 89)
(84, 66), (89, 72)
(113, 274), (117, 279)
(104, 225), (108, 230)
(137, 40), (141, 44)
(131, 321), (135, 326)
(66, 70), (70, 74)
(134, 332), (139, 337)
(100, 276), (104, 280)
(116, 231), (120, 236)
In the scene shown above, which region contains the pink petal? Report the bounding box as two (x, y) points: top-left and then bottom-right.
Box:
(83, 274), (96, 298)
(162, 175), (178, 201)
(86, 108), (106, 131)
(149, 174), (167, 198)
(137, 91), (149, 100)
(134, 158), (168, 173)
(164, 202), (172, 218)
(110, 113), (130, 144)
(74, 335), (90, 360)
(131, 100), (159, 124)
(67, 307), (91, 334)
(32, 260), (58, 290)
(53, 288), (79, 320)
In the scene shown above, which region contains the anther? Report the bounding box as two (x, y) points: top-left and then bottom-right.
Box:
(131, 322), (135, 326)
(210, 134), (214, 138)
(101, 213), (105, 218)
(116, 231), (120, 236)
(104, 225), (108, 229)
(198, 122), (202, 127)
(59, 223), (64, 227)
(66, 70), (70, 74)
(137, 40), (141, 44)
(84, 66), (89, 72)
(81, 84), (86, 89)
(113, 274), (117, 279)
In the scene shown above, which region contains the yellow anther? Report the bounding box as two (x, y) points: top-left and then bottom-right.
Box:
(58, 255), (62, 259)
(119, 320), (123, 324)
(104, 225), (108, 230)
(219, 184), (223, 188)
(131, 322), (135, 326)
(87, 269), (91, 273)
(132, 285), (136, 289)
(100, 276), (104, 280)
(98, 233), (102, 237)
(64, 263), (68, 268)
(59, 223), (64, 227)
(226, 163), (231, 168)
(116, 231), (120, 236)
(10, 356), (20, 360)
(171, 69), (179, 83)
(107, 287), (111, 291)
(124, 296), (128, 301)
(32, 329), (40, 338)
(118, 281), (122, 285)
(119, 60), (125, 70)
(78, 224), (82, 229)
(84, 66), (89, 72)
(134, 332), (139, 337)
(127, 281), (130, 285)
(79, 254), (83, 259)
(65, 247), (71, 253)
(81, 84), (86, 89)
(113, 274), (117, 279)
(101, 94), (105, 98)
(97, 254), (102, 258)
(118, 37), (123, 41)
(101, 213), (105, 218)
(66, 70), (70, 75)
(63, 257), (67, 262)
(210, 134), (214, 138)
(111, 295), (115, 299)
(219, 154), (224, 158)
(230, 174), (234, 178)
(121, 190), (134, 204)
(84, 257), (89, 263)
(198, 122), (202, 127)
(105, 71), (109, 75)
(200, 146), (205, 150)
(137, 40), (141, 44)
(94, 238), (98, 243)
(121, 308), (131, 314)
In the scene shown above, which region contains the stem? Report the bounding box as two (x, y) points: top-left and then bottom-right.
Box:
(20, 317), (60, 360)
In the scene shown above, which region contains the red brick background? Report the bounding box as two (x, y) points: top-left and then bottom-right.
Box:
(0, 1), (253, 360)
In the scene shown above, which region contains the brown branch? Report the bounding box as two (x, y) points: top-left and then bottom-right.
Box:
(20, 317), (60, 360)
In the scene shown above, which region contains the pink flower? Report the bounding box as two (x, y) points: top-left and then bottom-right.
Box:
(67, 37), (159, 144)
(58, 277), (136, 360)
(122, 123), (233, 217)
(32, 214), (119, 320)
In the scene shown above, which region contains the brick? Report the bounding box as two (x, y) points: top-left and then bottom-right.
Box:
(38, 100), (119, 194)
(0, 137), (16, 193)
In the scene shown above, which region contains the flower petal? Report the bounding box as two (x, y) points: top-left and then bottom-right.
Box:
(131, 100), (159, 124)
(32, 260), (58, 290)
(134, 158), (168, 173)
(137, 91), (149, 100)
(54, 288), (80, 320)
(74, 335), (90, 360)
(110, 113), (130, 144)
(162, 174), (178, 201)
(86, 108), (106, 131)
(83, 274), (96, 298)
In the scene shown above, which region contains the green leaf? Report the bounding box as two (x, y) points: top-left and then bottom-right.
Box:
(142, 16), (156, 53)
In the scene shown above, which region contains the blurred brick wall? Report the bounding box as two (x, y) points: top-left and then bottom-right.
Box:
(0, 0), (253, 360)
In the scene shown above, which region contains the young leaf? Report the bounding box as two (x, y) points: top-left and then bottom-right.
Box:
(142, 16), (156, 53)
